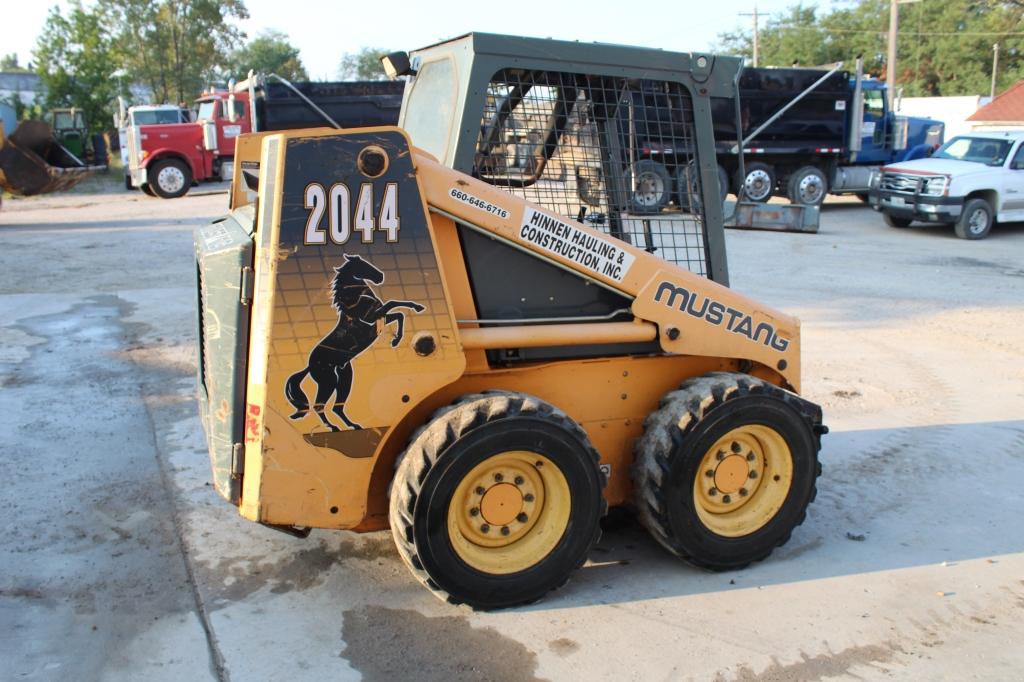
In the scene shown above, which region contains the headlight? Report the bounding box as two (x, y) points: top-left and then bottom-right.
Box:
(921, 175), (949, 196)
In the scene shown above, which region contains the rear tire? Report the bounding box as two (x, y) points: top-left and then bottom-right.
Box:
(882, 212), (912, 228)
(390, 392), (607, 609)
(785, 166), (828, 206)
(954, 198), (993, 240)
(633, 373), (823, 571)
(735, 162), (775, 203)
(149, 158), (191, 199)
(630, 160), (671, 214)
(676, 162), (729, 213)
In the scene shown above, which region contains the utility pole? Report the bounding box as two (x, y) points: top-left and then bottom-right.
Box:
(991, 43), (1000, 98)
(739, 4), (760, 67)
(887, 0), (898, 109)
(887, 0), (922, 109)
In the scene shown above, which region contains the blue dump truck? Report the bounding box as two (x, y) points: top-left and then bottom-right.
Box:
(631, 60), (945, 209)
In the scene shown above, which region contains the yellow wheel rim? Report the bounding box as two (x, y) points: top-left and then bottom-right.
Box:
(447, 451), (571, 575)
(692, 425), (793, 538)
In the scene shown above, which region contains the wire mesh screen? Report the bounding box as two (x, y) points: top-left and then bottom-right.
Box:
(473, 69), (710, 277)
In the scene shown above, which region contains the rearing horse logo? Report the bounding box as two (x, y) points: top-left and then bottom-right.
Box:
(285, 254), (424, 432)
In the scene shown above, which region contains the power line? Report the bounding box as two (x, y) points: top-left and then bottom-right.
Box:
(768, 25), (1024, 37)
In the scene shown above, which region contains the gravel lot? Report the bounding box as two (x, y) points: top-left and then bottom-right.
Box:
(1, 185), (1022, 681)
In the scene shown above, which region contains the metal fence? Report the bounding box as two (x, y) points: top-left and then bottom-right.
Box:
(472, 69), (710, 277)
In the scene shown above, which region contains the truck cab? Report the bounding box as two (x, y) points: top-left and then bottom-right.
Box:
(869, 130), (1024, 239)
(855, 80), (942, 167)
(126, 89), (251, 198)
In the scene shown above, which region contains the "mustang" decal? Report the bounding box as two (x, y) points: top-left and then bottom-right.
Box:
(655, 281), (790, 352)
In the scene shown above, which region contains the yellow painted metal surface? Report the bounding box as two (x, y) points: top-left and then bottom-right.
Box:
(447, 451), (570, 574)
(692, 425), (794, 537)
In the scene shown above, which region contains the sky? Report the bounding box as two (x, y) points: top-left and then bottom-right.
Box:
(1, 0), (837, 80)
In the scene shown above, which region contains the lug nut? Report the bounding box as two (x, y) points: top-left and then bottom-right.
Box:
(705, 470), (714, 478)
(723, 494), (732, 503)
(739, 488), (748, 497)
(475, 486), (486, 495)
(514, 476), (524, 485)
(524, 493), (535, 502)
(715, 450), (725, 461)
(494, 473), (504, 482)
(500, 526), (510, 536)
(470, 507), (479, 516)
(517, 512), (528, 523)
(709, 488), (718, 496)
(746, 452), (755, 462)
(480, 524), (490, 533)
(731, 441), (742, 453)
(749, 471), (758, 479)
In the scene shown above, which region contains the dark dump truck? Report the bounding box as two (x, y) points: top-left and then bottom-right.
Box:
(126, 75), (404, 198)
(631, 61), (944, 209)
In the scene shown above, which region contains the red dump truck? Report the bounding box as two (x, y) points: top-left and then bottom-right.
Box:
(125, 75), (404, 198)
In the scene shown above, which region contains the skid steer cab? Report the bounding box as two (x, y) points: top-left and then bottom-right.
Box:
(195, 33), (826, 610)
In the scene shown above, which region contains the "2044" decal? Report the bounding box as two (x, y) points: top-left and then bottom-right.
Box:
(303, 181), (400, 245)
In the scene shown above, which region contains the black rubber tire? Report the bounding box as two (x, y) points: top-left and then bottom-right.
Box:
(855, 192), (870, 203)
(676, 162), (729, 212)
(629, 159), (672, 214)
(734, 162), (776, 203)
(389, 392), (607, 609)
(954, 197), (993, 240)
(882, 212), (912, 228)
(633, 372), (824, 571)
(149, 158), (191, 199)
(785, 166), (828, 206)
(140, 183), (156, 197)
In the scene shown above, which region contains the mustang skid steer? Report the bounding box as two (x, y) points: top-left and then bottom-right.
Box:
(195, 33), (827, 609)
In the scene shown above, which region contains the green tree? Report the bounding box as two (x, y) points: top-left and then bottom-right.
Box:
(1, 53), (31, 72)
(32, 2), (119, 135)
(715, 0), (1024, 97)
(227, 29), (307, 81)
(101, 0), (249, 104)
(337, 47), (391, 80)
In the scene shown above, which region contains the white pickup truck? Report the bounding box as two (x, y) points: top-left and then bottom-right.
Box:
(869, 130), (1024, 239)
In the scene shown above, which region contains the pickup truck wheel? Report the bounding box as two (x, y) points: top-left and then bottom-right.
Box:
(630, 160), (671, 214)
(786, 166), (827, 205)
(954, 198), (993, 240)
(882, 212), (912, 228)
(735, 162), (775, 203)
(150, 159), (191, 199)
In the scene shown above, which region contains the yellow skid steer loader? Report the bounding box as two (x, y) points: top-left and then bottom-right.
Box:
(195, 33), (826, 609)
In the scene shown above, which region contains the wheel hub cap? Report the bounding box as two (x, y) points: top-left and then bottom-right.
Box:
(480, 483), (523, 526)
(158, 166), (185, 193)
(713, 455), (748, 494)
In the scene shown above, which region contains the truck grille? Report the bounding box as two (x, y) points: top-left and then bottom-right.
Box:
(880, 172), (947, 196)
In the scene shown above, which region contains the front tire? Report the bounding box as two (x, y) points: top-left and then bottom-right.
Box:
(633, 373), (823, 570)
(390, 392), (607, 609)
(954, 198), (993, 240)
(149, 158), (191, 199)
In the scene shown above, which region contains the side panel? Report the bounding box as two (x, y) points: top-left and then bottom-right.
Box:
(243, 128), (465, 528)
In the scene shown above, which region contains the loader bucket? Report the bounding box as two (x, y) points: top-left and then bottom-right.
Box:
(0, 120), (103, 196)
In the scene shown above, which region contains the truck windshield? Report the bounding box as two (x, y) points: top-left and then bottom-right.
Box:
(934, 136), (1012, 166)
(196, 101), (218, 121)
(132, 109), (186, 125)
